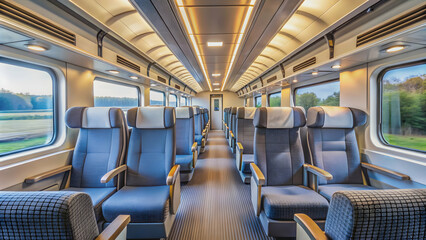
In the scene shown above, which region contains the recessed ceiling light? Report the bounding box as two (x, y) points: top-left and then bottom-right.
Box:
(331, 64), (341, 69)
(130, 76), (138, 80)
(151, 83), (157, 87)
(108, 70), (119, 74)
(212, 73), (221, 77)
(312, 71), (318, 76)
(26, 44), (47, 52)
(207, 42), (223, 47)
(213, 83), (220, 86)
(385, 45), (405, 53)
(292, 79), (298, 83)
(214, 88), (220, 91)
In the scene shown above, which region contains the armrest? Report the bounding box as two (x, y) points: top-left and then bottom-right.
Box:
(167, 165), (181, 185)
(250, 163), (265, 186)
(101, 165), (127, 184)
(294, 214), (327, 240)
(230, 131), (235, 139)
(25, 165), (72, 184)
(237, 142), (243, 152)
(361, 162), (410, 180)
(191, 142), (197, 152)
(303, 164), (333, 180)
(202, 131), (206, 137)
(96, 215), (130, 240)
(236, 142), (244, 171)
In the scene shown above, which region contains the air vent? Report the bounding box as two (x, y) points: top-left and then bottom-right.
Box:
(0, 0), (76, 45)
(357, 6), (426, 46)
(157, 76), (167, 84)
(117, 55), (140, 72)
(175, 85), (181, 90)
(266, 76), (277, 84)
(293, 57), (316, 72)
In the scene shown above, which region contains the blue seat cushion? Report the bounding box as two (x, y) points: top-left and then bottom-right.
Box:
(195, 134), (202, 145)
(65, 187), (115, 220)
(176, 155), (193, 171)
(318, 184), (377, 201)
(262, 186), (329, 221)
(241, 154), (254, 174)
(102, 186), (169, 223)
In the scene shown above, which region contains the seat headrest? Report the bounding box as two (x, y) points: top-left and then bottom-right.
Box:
(65, 107), (125, 129)
(127, 107), (175, 129)
(253, 107), (306, 128)
(192, 106), (200, 115)
(176, 106), (193, 119)
(294, 106), (306, 116)
(306, 106), (366, 128)
(230, 107), (237, 115)
(237, 107), (256, 119)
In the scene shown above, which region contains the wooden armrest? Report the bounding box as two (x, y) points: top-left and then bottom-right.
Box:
(101, 165), (127, 184)
(361, 162), (410, 180)
(167, 165), (180, 185)
(191, 142), (197, 152)
(304, 164), (333, 180)
(96, 215), (130, 240)
(237, 142), (243, 152)
(230, 131), (235, 138)
(294, 214), (327, 240)
(25, 165), (72, 184)
(250, 163), (265, 185)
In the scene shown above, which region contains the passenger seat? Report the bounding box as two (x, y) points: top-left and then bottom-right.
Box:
(235, 107), (256, 183)
(228, 107), (237, 151)
(193, 106), (205, 153)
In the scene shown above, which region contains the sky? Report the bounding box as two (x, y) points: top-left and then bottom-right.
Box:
(383, 64), (425, 84)
(296, 80), (340, 99)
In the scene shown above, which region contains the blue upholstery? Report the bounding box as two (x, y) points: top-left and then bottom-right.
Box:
(325, 189), (426, 239)
(241, 154), (254, 174)
(318, 184), (376, 201)
(176, 155), (193, 171)
(262, 186), (329, 221)
(193, 107), (203, 146)
(195, 135), (203, 145)
(236, 107), (256, 154)
(66, 187), (115, 219)
(0, 191), (99, 240)
(103, 186), (169, 223)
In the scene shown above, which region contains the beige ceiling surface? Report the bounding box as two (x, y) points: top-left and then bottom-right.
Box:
(69, 0), (203, 92)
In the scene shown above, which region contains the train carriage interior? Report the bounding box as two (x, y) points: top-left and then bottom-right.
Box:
(0, 0), (425, 239)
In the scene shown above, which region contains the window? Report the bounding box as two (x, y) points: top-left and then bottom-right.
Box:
(268, 92), (281, 107)
(0, 59), (55, 156)
(380, 62), (426, 152)
(150, 89), (165, 106)
(295, 80), (340, 111)
(94, 80), (139, 112)
(180, 96), (187, 106)
(255, 96), (262, 108)
(169, 94), (177, 107)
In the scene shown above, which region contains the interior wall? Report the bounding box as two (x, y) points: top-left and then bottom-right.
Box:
(281, 88), (291, 107)
(261, 94), (267, 107)
(192, 91), (244, 110)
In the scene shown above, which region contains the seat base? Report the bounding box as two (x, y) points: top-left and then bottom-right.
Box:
(104, 214), (176, 239)
(180, 170), (194, 182)
(239, 171), (251, 184)
(259, 211), (325, 238)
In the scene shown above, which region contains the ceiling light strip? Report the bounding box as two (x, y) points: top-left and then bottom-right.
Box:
(221, 3), (255, 91)
(177, 1), (212, 91)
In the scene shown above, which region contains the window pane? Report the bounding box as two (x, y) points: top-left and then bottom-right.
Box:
(381, 63), (426, 152)
(94, 80), (139, 112)
(150, 90), (165, 106)
(255, 96), (262, 108)
(169, 94), (177, 107)
(269, 92), (281, 107)
(180, 96), (187, 106)
(295, 81), (340, 111)
(0, 61), (54, 155)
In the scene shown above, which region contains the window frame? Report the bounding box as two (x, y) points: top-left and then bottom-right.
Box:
(293, 79), (340, 106)
(254, 95), (262, 108)
(181, 96), (188, 106)
(377, 60), (426, 154)
(150, 89), (166, 106)
(168, 93), (178, 107)
(93, 78), (141, 108)
(0, 57), (58, 157)
(268, 91), (281, 107)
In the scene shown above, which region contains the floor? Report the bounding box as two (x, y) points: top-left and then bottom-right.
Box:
(168, 130), (273, 240)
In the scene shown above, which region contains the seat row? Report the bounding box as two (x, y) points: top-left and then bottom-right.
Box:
(223, 106), (415, 238)
(16, 106), (206, 239)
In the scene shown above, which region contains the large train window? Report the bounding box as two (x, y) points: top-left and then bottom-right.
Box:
(0, 59), (55, 156)
(294, 80), (340, 111)
(150, 89), (165, 106)
(268, 92), (281, 107)
(94, 80), (139, 112)
(255, 96), (261, 108)
(169, 94), (177, 107)
(180, 96), (188, 106)
(379, 61), (426, 152)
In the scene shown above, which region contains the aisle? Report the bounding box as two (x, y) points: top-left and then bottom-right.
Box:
(168, 130), (272, 240)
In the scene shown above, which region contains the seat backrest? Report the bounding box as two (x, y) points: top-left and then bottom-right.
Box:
(224, 107), (230, 126)
(306, 106), (367, 185)
(295, 106), (310, 164)
(236, 107), (256, 154)
(253, 107), (306, 186)
(176, 107), (195, 155)
(201, 108), (207, 129)
(65, 107), (127, 188)
(325, 189), (426, 239)
(193, 106), (202, 135)
(126, 107), (176, 186)
(0, 191), (99, 240)
(230, 107), (237, 134)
